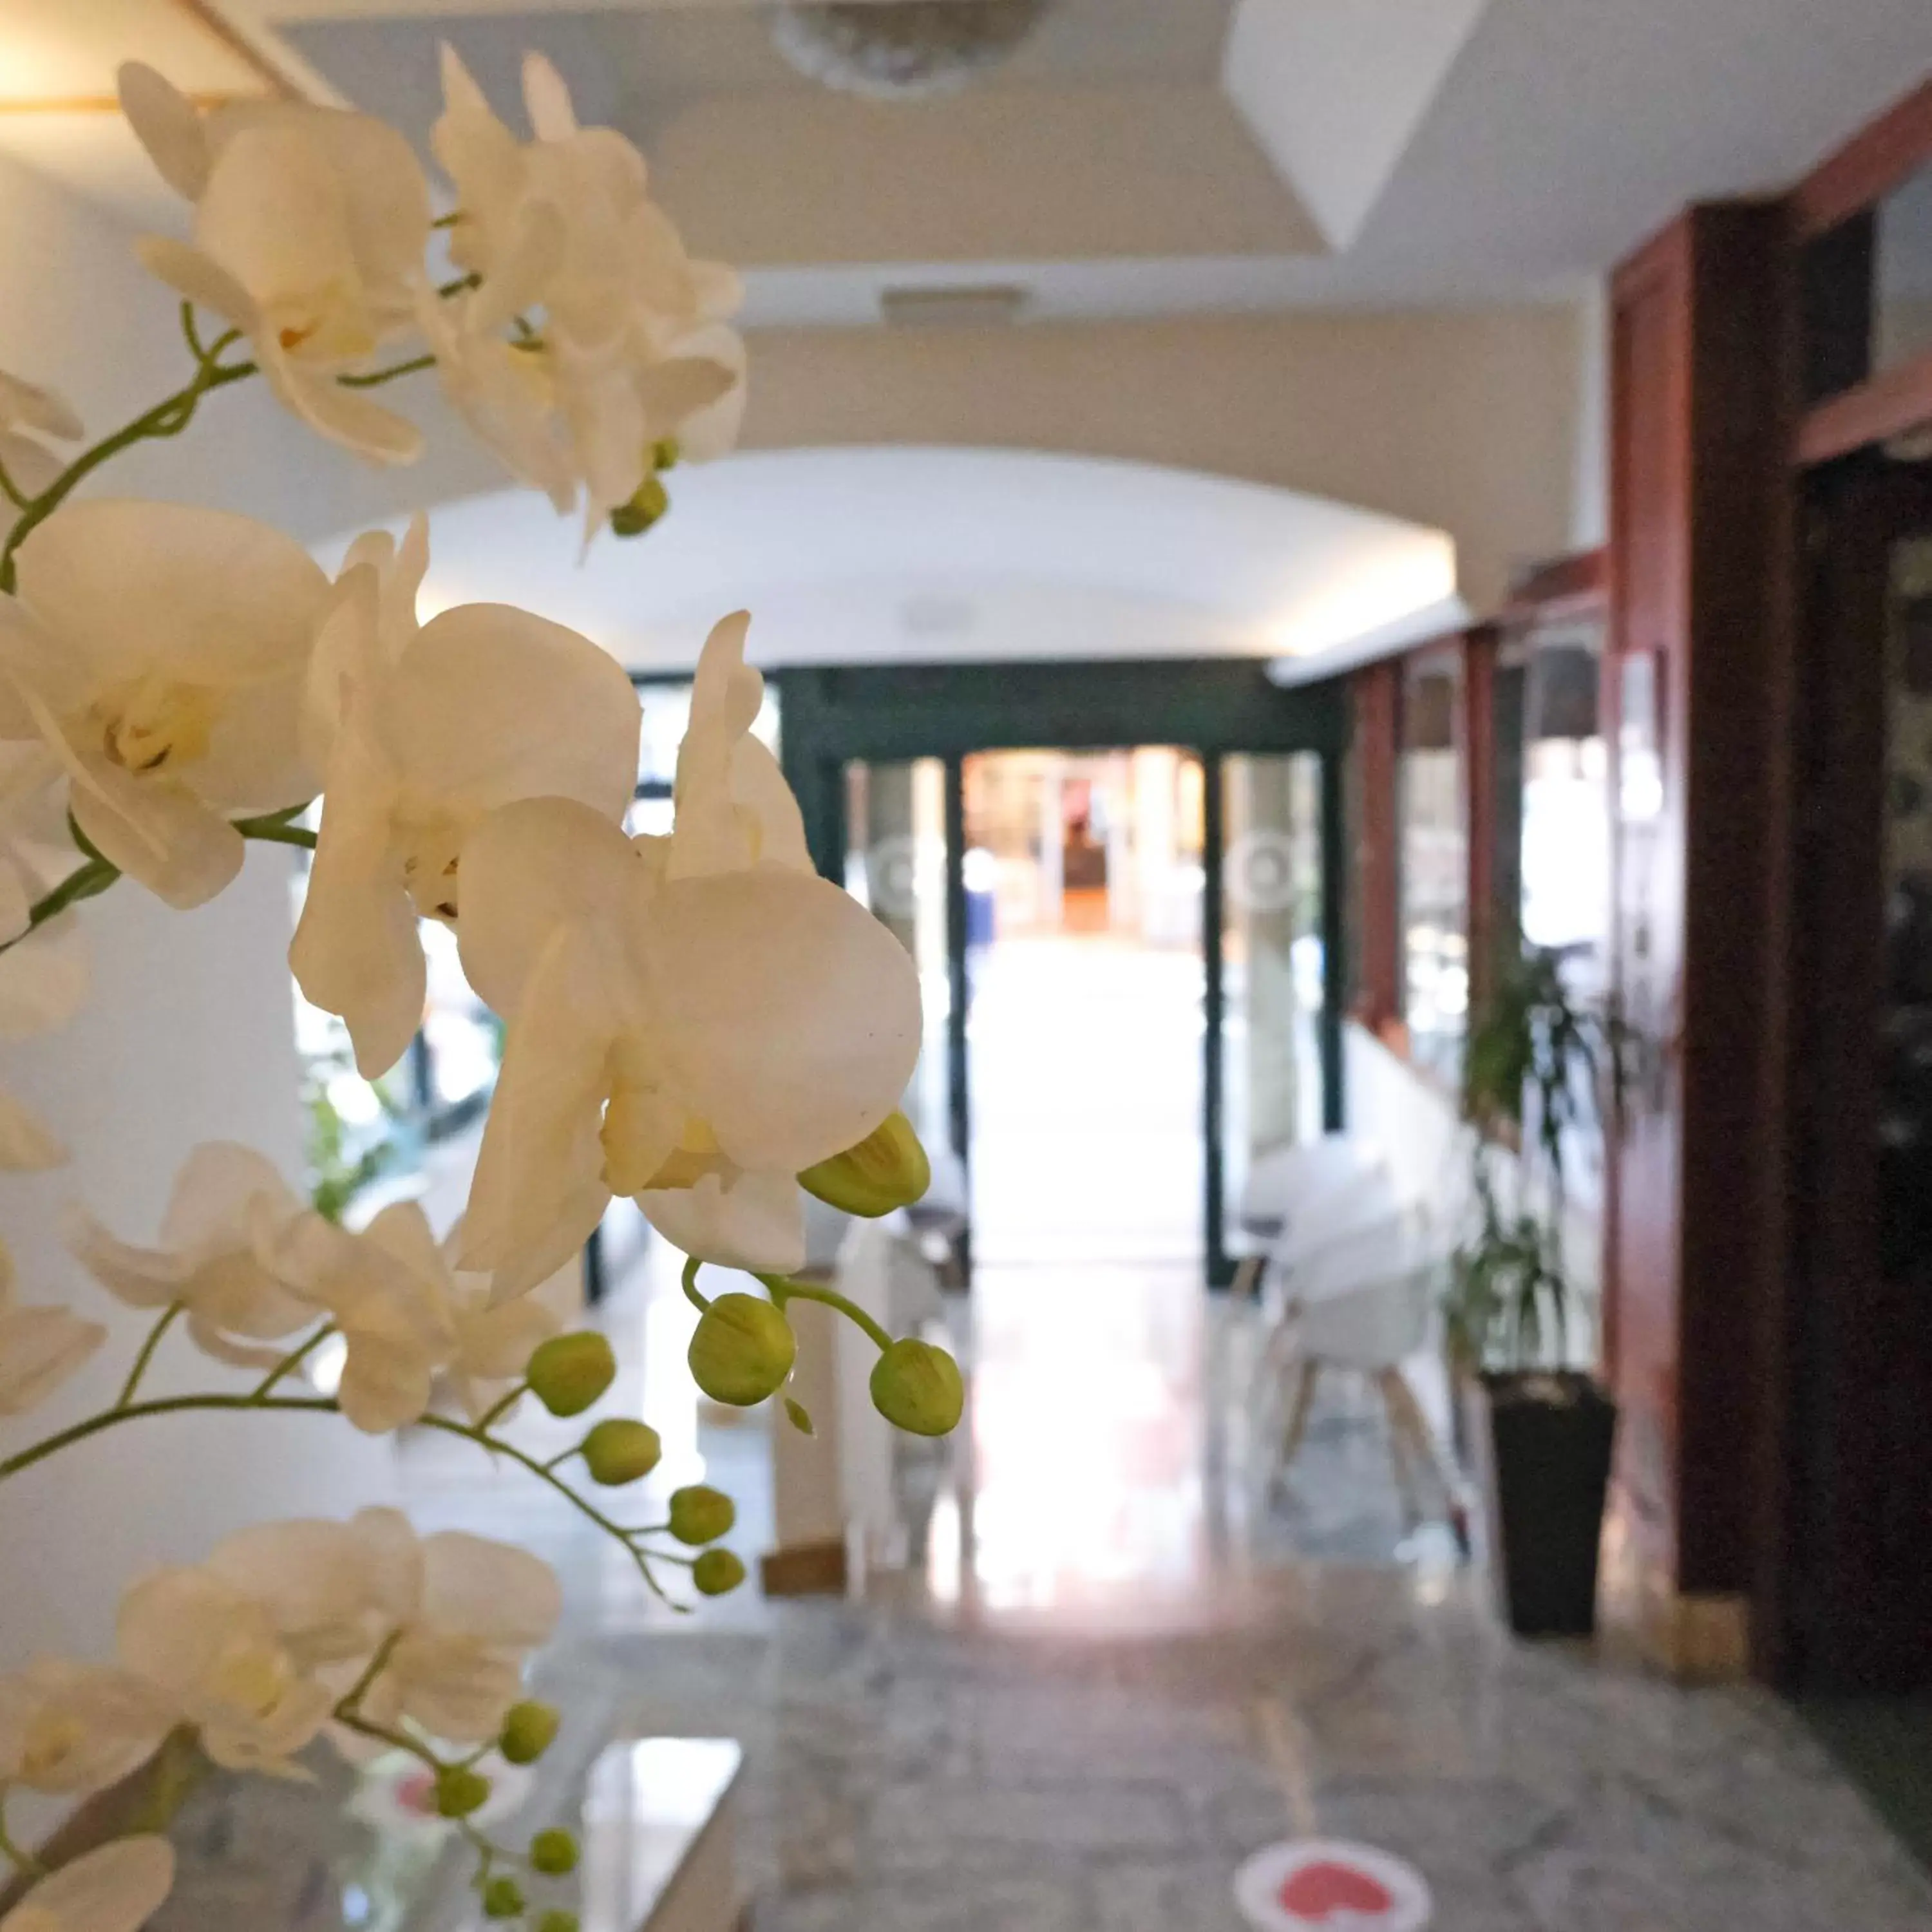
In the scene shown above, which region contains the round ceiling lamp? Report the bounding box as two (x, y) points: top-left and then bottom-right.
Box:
(770, 0), (1050, 100)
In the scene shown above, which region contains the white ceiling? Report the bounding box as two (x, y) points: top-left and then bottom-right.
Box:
(348, 448), (1458, 670)
(1, 0), (1927, 322)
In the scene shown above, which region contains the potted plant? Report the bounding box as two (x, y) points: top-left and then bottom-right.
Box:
(1446, 947), (1621, 1636)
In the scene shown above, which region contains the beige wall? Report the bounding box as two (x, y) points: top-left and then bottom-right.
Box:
(739, 304), (1588, 612)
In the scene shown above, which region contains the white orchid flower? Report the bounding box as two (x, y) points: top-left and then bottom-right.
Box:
(0, 1660), (173, 1796)
(0, 370), (81, 502)
(0, 502), (328, 909)
(361, 1204), (558, 1423)
(260, 1208), (455, 1434)
(290, 515), (640, 1078)
(64, 1142), (316, 1370)
(0, 911), (88, 1173)
(0, 1837), (175, 1932)
(430, 49), (744, 535)
(119, 63), (431, 465)
(207, 1508), (560, 1747)
(340, 1507), (561, 1744)
(0, 1236), (104, 1417)
(458, 613), (920, 1289)
(115, 1568), (333, 1776)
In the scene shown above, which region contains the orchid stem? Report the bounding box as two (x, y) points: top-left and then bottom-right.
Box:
(334, 1629), (402, 1715)
(0, 1390), (683, 1608)
(251, 1325), (336, 1401)
(115, 1303), (184, 1410)
(475, 1383), (527, 1432)
(0, 857), (120, 958)
(0, 354), (257, 592)
(337, 354), (436, 390)
(757, 1273), (893, 1353)
(680, 1255), (711, 1314)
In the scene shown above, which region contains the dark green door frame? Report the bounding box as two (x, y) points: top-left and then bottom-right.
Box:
(775, 658), (1349, 1286)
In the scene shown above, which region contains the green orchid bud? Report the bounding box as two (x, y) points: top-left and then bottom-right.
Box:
(435, 1765), (492, 1819)
(536, 1913), (582, 1932)
(527, 1332), (616, 1417)
(687, 1294), (795, 1406)
(798, 1111), (931, 1218)
(652, 437), (681, 472)
(498, 1700), (561, 1765)
(692, 1548), (747, 1596)
(609, 473), (670, 539)
(581, 1418), (661, 1486)
(482, 1876), (526, 1920)
(529, 1828), (580, 1876)
(869, 1338), (965, 1437)
(667, 1484), (735, 1546)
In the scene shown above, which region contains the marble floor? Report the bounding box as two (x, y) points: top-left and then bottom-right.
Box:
(388, 927), (1931, 1927)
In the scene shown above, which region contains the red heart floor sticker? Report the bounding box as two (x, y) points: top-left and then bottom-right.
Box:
(1233, 1840), (1432, 1931)
(1278, 1860), (1396, 1920)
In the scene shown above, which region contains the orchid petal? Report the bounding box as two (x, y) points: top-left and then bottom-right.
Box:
(0, 1304), (105, 1416)
(119, 61), (211, 199)
(0, 1087), (65, 1171)
(5, 1835), (176, 1932)
(646, 866), (923, 1171)
(639, 1168), (806, 1274)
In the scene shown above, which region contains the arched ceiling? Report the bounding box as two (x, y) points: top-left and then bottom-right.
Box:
(337, 447), (1459, 672)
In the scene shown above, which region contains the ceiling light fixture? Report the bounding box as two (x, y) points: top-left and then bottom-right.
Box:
(770, 0), (1049, 100)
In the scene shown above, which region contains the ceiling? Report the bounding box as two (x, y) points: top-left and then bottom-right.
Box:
(1, 0), (1927, 325)
(335, 448), (1459, 670)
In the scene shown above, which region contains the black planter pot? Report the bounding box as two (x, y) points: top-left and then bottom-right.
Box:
(1466, 1370), (1616, 1637)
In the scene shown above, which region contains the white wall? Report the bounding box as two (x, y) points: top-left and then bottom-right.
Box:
(738, 304), (1589, 613)
(0, 151), (426, 1675)
(1343, 1023), (1600, 1350)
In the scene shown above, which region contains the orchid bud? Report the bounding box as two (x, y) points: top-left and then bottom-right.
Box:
(435, 1766), (491, 1819)
(692, 1548), (747, 1596)
(530, 1828), (579, 1876)
(609, 473), (670, 539)
(798, 1111), (931, 1218)
(582, 1418), (661, 1486)
(667, 1484), (735, 1546)
(483, 1877), (526, 1919)
(687, 1294), (795, 1406)
(499, 1700), (561, 1765)
(527, 1332), (616, 1417)
(870, 1338), (965, 1437)
(537, 1914), (582, 1932)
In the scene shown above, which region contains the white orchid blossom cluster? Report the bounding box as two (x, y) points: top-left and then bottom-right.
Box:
(113, 51), (743, 537)
(0, 45), (962, 1932)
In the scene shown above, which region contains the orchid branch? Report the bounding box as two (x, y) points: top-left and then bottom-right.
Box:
(250, 1324), (337, 1401)
(757, 1271), (893, 1353)
(0, 1390), (687, 1606)
(336, 354), (437, 390)
(0, 354), (258, 591)
(115, 1303), (184, 1410)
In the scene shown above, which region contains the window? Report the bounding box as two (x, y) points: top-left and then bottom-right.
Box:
(1398, 650), (1468, 1080)
(1519, 623), (1610, 994)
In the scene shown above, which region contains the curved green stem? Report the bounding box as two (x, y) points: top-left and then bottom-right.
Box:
(0, 857), (120, 957)
(0, 1393), (336, 1482)
(0, 357), (257, 592)
(115, 1303), (184, 1410)
(758, 1273), (892, 1354)
(235, 816), (318, 851)
(0, 1388), (685, 1607)
(415, 1413), (676, 1605)
(474, 1383), (527, 1433)
(681, 1255), (712, 1314)
(251, 1324), (336, 1401)
(337, 354), (436, 390)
